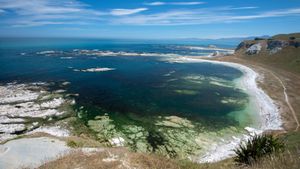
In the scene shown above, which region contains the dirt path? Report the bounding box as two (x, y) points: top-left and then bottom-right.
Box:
(267, 70), (299, 131)
(214, 56), (300, 131)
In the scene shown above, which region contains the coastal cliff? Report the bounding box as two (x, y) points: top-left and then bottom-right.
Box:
(234, 33), (300, 74)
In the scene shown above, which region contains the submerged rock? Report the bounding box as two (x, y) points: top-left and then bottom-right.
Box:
(88, 115), (122, 143)
(155, 116), (195, 128)
(109, 137), (125, 147)
(87, 113), (204, 158)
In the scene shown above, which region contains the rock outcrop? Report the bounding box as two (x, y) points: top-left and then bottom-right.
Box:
(236, 33), (300, 56)
(0, 82), (75, 142)
(246, 43), (262, 55)
(234, 32), (300, 74)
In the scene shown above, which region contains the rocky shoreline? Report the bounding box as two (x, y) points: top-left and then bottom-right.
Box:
(0, 56), (285, 167)
(0, 82), (75, 143)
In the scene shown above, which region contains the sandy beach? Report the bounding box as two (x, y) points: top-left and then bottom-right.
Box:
(213, 56), (300, 132)
(164, 56), (284, 162)
(0, 54), (295, 167)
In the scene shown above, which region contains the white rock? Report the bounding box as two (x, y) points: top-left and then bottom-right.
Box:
(40, 98), (65, 109)
(109, 137), (125, 147)
(0, 116), (24, 123)
(246, 43), (262, 55)
(0, 124), (26, 134)
(0, 85), (39, 104)
(27, 126), (70, 137)
(0, 83), (71, 142)
(78, 67), (116, 72)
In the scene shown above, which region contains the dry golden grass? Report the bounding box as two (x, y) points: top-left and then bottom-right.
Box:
(127, 152), (181, 169)
(249, 150), (300, 169)
(38, 147), (300, 169)
(39, 148), (181, 169)
(39, 150), (122, 169)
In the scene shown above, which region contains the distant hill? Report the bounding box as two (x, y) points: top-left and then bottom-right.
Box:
(272, 33), (300, 40)
(234, 33), (300, 74)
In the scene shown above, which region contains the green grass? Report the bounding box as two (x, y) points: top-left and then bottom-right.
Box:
(66, 140), (81, 148)
(234, 134), (285, 165)
(272, 33), (300, 40)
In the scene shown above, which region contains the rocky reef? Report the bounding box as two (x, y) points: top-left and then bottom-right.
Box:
(86, 113), (205, 158)
(82, 109), (249, 160)
(0, 82), (75, 142)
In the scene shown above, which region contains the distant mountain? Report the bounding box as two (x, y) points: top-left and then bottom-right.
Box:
(234, 33), (300, 74)
(179, 35), (271, 42)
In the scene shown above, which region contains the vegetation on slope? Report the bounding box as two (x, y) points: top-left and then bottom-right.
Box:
(38, 133), (300, 169)
(233, 135), (284, 165)
(234, 33), (300, 74)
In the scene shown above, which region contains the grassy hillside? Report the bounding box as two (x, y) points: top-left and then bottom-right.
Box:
(234, 33), (300, 74)
(39, 144), (300, 169)
(272, 33), (300, 40)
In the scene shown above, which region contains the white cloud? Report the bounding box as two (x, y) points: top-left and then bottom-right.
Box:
(0, 9), (5, 15)
(0, 0), (102, 15)
(229, 6), (258, 10)
(145, 1), (205, 6)
(111, 7), (300, 25)
(171, 2), (206, 5)
(110, 8), (148, 16)
(0, 0), (299, 27)
(12, 20), (89, 27)
(146, 2), (166, 6)
(0, 0), (104, 27)
(230, 8), (300, 20)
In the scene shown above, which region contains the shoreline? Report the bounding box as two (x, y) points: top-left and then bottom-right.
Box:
(212, 56), (300, 132)
(165, 56), (283, 162)
(0, 55), (286, 167)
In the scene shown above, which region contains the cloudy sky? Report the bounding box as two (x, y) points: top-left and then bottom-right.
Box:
(0, 0), (299, 39)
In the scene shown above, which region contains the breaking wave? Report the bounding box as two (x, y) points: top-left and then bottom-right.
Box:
(32, 45), (235, 59)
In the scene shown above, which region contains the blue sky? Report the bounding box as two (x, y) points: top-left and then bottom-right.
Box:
(0, 0), (300, 39)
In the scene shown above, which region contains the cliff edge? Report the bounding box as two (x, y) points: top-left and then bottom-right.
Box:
(234, 33), (300, 74)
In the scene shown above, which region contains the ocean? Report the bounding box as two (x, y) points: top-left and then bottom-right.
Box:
(0, 38), (255, 159)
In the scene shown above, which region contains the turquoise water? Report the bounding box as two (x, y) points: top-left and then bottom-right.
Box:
(0, 38), (250, 157)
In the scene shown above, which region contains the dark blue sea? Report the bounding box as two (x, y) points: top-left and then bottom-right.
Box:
(0, 38), (253, 156)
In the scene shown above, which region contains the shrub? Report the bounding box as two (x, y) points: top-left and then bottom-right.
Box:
(289, 36), (296, 40)
(254, 37), (265, 41)
(234, 134), (284, 165)
(67, 140), (79, 148)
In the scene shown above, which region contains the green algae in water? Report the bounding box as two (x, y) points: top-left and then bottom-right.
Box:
(71, 59), (251, 158)
(0, 40), (255, 158)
